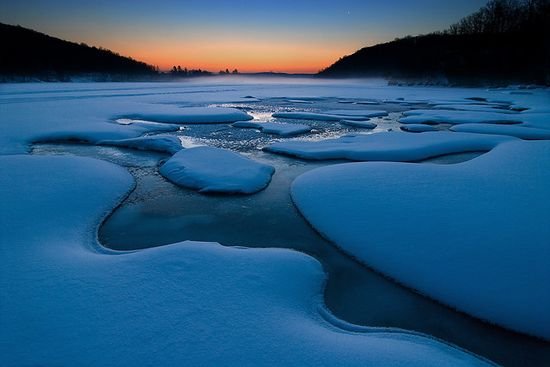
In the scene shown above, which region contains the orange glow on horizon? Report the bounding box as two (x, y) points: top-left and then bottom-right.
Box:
(108, 38), (361, 74)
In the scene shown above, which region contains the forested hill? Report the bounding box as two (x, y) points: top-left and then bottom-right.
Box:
(0, 23), (157, 80)
(320, 0), (550, 85)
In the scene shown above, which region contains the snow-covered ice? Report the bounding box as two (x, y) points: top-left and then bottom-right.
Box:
(451, 124), (550, 140)
(272, 111), (364, 121)
(340, 120), (378, 129)
(124, 106), (253, 124)
(291, 140), (550, 340)
(326, 109), (388, 118)
(399, 110), (523, 125)
(0, 154), (491, 366)
(98, 135), (183, 154)
(265, 131), (516, 161)
(272, 109), (387, 122)
(160, 146), (275, 194)
(1, 81), (548, 366)
(431, 104), (516, 113)
(232, 121), (311, 136)
(400, 124), (438, 132)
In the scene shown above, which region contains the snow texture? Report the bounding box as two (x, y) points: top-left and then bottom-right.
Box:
(291, 140), (550, 340)
(400, 124), (438, 132)
(399, 110), (523, 125)
(340, 120), (378, 129)
(265, 132), (516, 161)
(0, 154), (491, 366)
(451, 124), (550, 140)
(272, 112), (375, 121)
(98, 135), (183, 154)
(124, 106), (253, 124)
(232, 121), (311, 136)
(326, 109), (388, 118)
(160, 146), (275, 194)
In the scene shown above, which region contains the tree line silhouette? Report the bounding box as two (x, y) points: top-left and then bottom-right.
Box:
(320, 0), (550, 85)
(0, 23), (159, 81)
(169, 66), (239, 76)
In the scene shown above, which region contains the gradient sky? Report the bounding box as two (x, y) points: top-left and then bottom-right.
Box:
(2, 0), (488, 73)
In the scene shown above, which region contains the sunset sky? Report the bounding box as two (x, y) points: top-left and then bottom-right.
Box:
(2, 0), (488, 73)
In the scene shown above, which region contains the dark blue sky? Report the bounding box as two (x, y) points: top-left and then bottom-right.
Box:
(2, 0), (488, 72)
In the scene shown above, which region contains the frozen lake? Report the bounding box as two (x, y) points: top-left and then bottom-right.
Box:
(3, 79), (550, 366)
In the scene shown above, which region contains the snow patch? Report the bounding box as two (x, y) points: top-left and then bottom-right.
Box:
(124, 107), (253, 124)
(160, 146), (275, 194)
(340, 120), (377, 129)
(399, 110), (522, 125)
(291, 140), (550, 340)
(401, 124), (438, 133)
(265, 132), (515, 162)
(451, 124), (550, 140)
(0, 154), (491, 366)
(97, 135), (184, 154)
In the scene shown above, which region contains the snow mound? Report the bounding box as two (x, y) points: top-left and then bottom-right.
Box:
(125, 107), (253, 124)
(0, 154), (491, 366)
(265, 132), (516, 162)
(340, 120), (377, 129)
(232, 121), (311, 136)
(451, 124), (550, 140)
(399, 110), (522, 125)
(401, 124), (438, 132)
(97, 135), (183, 154)
(291, 141), (550, 340)
(160, 146), (275, 194)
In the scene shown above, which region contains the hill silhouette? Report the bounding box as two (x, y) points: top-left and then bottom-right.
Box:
(320, 0), (550, 85)
(0, 23), (158, 81)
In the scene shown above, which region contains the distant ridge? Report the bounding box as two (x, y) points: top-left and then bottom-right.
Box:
(320, 0), (550, 85)
(0, 23), (157, 81)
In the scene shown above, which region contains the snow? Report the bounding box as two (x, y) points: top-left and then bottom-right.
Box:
(326, 109), (388, 118)
(340, 120), (378, 129)
(432, 104), (516, 113)
(159, 146), (275, 194)
(98, 135), (183, 154)
(123, 106), (253, 124)
(1, 82), (548, 364)
(400, 124), (438, 132)
(451, 124), (550, 140)
(272, 110), (387, 122)
(272, 111), (363, 121)
(399, 110), (523, 125)
(0, 154), (490, 366)
(232, 121), (312, 136)
(291, 140), (550, 340)
(265, 132), (516, 161)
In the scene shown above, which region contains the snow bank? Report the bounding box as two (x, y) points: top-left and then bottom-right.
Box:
(451, 124), (550, 140)
(98, 135), (183, 154)
(232, 121), (311, 136)
(340, 120), (377, 129)
(399, 110), (523, 125)
(0, 154), (491, 366)
(265, 132), (516, 161)
(160, 146), (275, 194)
(123, 106), (253, 124)
(291, 141), (550, 340)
